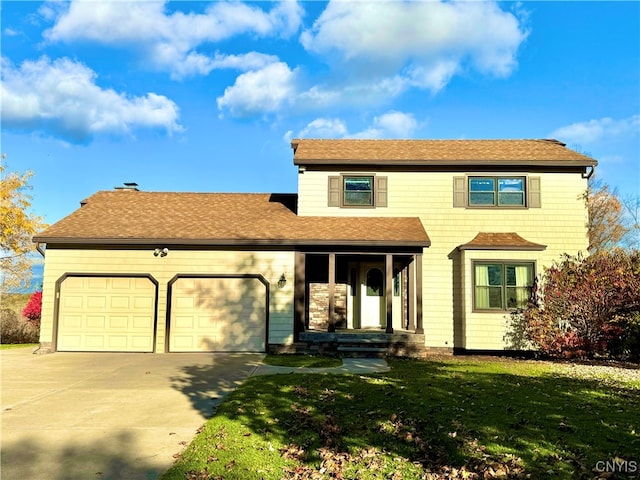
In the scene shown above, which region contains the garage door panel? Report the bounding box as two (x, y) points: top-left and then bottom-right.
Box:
(131, 336), (153, 349)
(63, 296), (83, 308)
(57, 276), (155, 352)
(107, 336), (127, 349)
(134, 296), (153, 309)
(132, 316), (153, 329)
(59, 335), (81, 348)
(174, 315), (195, 329)
(111, 277), (132, 289)
(110, 296), (130, 309)
(86, 336), (105, 348)
(197, 315), (217, 329)
(87, 277), (108, 289)
(175, 297), (194, 309)
(170, 277), (266, 352)
(61, 315), (82, 328)
(107, 316), (127, 329)
(172, 336), (195, 349)
(87, 316), (106, 328)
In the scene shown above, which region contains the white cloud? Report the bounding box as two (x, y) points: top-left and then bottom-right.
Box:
(165, 51), (280, 79)
(216, 62), (298, 118)
(290, 111), (418, 140)
(0, 56), (182, 143)
(44, 1), (303, 79)
(550, 115), (640, 145)
(350, 111), (419, 139)
(298, 118), (348, 138)
(301, 1), (527, 93)
(210, 52), (280, 71)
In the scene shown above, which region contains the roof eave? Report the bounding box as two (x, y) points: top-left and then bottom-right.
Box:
(294, 158), (597, 167)
(34, 237), (431, 248)
(458, 244), (547, 251)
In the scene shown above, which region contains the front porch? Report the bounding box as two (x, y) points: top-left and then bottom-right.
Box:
(292, 250), (426, 356)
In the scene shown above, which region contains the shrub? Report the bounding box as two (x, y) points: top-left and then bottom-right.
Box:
(510, 250), (640, 359)
(1, 308), (40, 344)
(22, 291), (42, 325)
(622, 311), (640, 361)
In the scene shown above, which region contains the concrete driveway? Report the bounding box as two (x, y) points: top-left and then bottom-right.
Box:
(1, 348), (263, 480)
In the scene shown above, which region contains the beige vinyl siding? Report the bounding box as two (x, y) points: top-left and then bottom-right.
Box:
(39, 249), (294, 353)
(298, 170), (589, 350)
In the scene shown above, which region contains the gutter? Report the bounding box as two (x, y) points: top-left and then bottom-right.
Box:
(36, 243), (45, 257)
(582, 165), (595, 179)
(293, 159), (599, 168)
(31, 237), (431, 248)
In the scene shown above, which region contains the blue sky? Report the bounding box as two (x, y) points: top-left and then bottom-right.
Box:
(1, 1), (639, 229)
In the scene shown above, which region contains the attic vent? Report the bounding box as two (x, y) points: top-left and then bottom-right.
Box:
(114, 182), (139, 191)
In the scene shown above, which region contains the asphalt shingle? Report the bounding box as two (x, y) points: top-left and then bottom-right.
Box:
(458, 232), (547, 251)
(292, 139), (598, 166)
(34, 191), (430, 247)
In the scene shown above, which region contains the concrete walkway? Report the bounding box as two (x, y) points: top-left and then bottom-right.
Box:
(250, 357), (390, 376)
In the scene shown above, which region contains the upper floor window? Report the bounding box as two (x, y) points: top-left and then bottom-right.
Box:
(454, 175), (540, 208)
(328, 175), (387, 208)
(469, 177), (525, 207)
(344, 176), (374, 206)
(474, 262), (534, 310)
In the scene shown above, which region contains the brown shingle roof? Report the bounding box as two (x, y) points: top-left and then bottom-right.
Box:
(458, 232), (546, 251)
(292, 139), (597, 167)
(34, 191), (430, 247)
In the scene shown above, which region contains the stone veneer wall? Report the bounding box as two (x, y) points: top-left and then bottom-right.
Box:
(308, 283), (347, 330)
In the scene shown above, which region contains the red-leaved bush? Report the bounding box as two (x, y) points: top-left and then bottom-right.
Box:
(508, 250), (640, 359)
(22, 291), (42, 325)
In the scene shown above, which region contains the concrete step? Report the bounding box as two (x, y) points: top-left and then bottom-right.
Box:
(336, 336), (388, 344)
(337, 346), (387, 353)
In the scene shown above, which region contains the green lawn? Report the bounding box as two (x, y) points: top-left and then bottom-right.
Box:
(0, 343), (38, 350)
(162, 357), (639, 480)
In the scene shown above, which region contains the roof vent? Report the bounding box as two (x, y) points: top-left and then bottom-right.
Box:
(114, 182), (139, 191)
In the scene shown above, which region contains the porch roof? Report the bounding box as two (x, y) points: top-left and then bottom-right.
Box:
(458, 232), (547, 251)
(34, 191), (431, 247)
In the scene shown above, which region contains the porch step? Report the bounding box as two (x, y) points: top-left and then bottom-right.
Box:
(300, 331), (425, 343)
(296, 331), (428, 358)
(336, 336), (387, 344)
(337, 346), (388, 358)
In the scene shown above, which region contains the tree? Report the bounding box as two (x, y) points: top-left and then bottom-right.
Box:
(509, 250), (640, 359)
(22, 291), (42, 325)
(0, 158), (46, 292)
(586, 179), (628, 254)
(621, 193), (640, 250)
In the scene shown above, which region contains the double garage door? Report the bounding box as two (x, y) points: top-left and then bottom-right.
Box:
(57, 276), (266, 352)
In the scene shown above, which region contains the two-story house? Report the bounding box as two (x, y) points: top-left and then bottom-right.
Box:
(33, 139), (596, 355)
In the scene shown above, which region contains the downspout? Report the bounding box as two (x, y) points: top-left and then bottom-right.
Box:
(33, 242), (48, 354)
(582, 165), (595, 179)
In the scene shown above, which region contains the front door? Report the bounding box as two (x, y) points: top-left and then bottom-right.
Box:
(360, 264), (385, 328)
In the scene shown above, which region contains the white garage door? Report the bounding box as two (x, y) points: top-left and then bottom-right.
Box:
(169, 277), (266, 352)
(57, 276), (156, 352)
